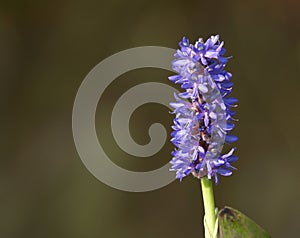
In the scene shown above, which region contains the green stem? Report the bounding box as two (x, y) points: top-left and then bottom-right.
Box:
(201, 177), (216, 238)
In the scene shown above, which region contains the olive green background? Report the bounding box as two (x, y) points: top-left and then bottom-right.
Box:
(1, 0), (299, 237)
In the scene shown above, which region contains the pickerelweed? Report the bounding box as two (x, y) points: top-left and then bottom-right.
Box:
(169, 35), (238, 184)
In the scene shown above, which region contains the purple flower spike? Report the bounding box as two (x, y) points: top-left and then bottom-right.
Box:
(169, 35), (238, 184)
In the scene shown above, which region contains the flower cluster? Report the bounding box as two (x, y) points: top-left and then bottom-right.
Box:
(169, 35), (238, 184)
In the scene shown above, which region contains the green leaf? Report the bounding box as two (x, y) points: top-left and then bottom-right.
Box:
(218, 206), (271, 238)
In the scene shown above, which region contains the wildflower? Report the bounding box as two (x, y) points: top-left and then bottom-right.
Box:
(169, 35), (238, 184)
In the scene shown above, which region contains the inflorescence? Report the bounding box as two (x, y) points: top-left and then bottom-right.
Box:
(169, 35), (238, 184)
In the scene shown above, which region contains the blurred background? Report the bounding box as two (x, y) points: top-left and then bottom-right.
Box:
(1, 0), (299, 237)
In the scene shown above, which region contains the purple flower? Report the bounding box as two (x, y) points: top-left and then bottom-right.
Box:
(169, 35), (238, 184)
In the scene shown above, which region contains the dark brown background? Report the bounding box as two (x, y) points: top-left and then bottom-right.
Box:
(1, 0), (299, 237)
